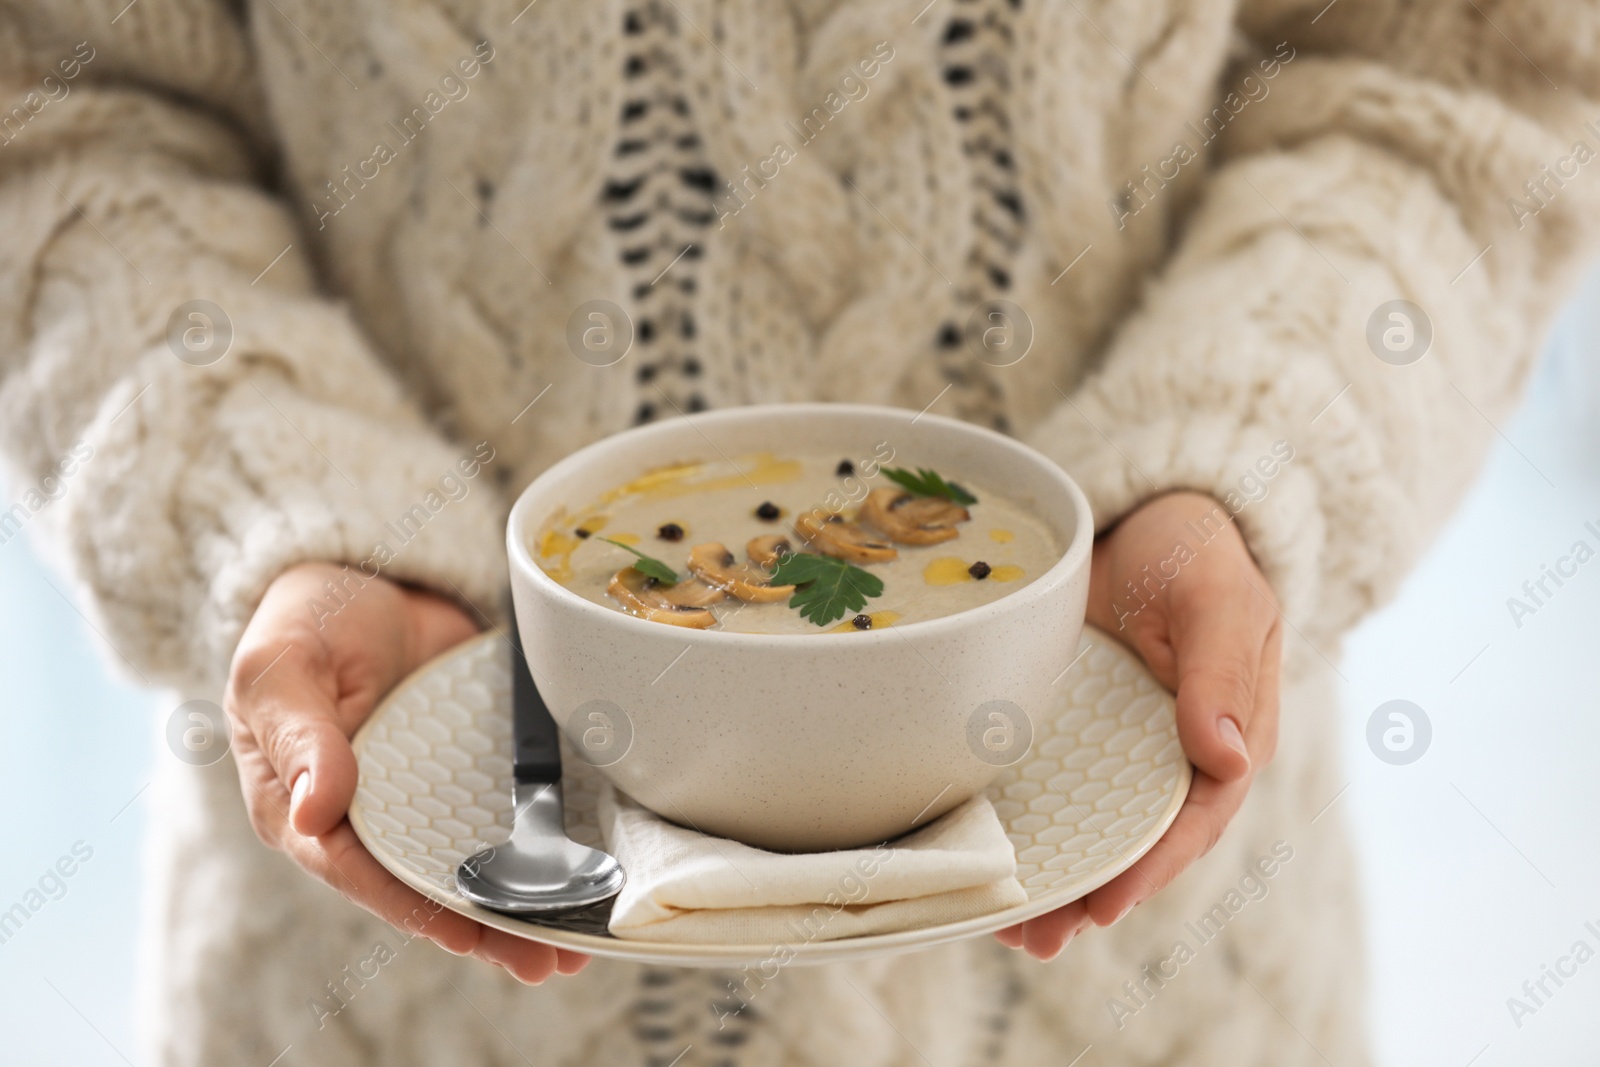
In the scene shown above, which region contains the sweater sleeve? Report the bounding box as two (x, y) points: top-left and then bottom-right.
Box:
(0, 5), (505, 691)
(1025, 0), (1600, 640)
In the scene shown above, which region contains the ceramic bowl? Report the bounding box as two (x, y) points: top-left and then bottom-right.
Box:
(507, 403), (1093, 851)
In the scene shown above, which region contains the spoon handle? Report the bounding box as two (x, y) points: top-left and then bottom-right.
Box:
(508, 611), (563, 785)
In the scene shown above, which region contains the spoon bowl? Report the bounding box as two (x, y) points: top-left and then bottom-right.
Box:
(456, 780), (626, 915)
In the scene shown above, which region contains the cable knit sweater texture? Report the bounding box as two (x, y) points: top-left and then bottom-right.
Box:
(3, 1), (1599, 1064)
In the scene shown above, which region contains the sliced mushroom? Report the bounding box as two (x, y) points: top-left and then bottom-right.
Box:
(745, 534), (794, 568)
(860, 487), (970, 545)
(607, 568), (720, 628)
(793, 509), (898, 564)
(656, 576), (727, 608)
(687, 542), (795, 603)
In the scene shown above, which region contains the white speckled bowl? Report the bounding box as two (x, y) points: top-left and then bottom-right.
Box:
(507, 403), (1093, 851)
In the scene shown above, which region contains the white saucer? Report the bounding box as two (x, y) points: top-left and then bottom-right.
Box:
(348, 627), (1190, 968)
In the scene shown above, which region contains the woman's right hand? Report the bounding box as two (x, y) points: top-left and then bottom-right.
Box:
(224, 562), (591, 983)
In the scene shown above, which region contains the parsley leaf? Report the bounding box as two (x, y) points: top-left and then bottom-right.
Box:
(769, 553), (885, 626)
(598, 538), (679, 585)
(882, 466), (978, 506)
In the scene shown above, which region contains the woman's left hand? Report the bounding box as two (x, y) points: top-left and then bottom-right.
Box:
(994, 491), (1283, 960)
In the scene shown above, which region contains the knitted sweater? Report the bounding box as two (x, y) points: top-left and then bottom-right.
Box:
(3, 1), (1597, 1065)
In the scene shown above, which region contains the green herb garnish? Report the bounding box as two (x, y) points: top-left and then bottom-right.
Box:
(882, 466), (977, 506)
(599, 538), (679, 585)
(769, 553), (885, 627)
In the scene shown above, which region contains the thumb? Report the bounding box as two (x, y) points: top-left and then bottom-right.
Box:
(285, 716), (360, 838)
(278, 587), (475, 834)
(1170, 596), (1261, 784)
(232, 642), (360, 838)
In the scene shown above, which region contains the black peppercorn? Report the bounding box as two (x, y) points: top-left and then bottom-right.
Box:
(574, 527), (592, 539)
(657, 522), (685, 542)
(968, 561), (992, 579)
(836, 459), (855, 476)
(755, 501), (781, 521)
(852, 613), (873, 630)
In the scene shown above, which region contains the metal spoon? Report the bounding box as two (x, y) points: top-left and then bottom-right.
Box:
(455, 621), (625, 916)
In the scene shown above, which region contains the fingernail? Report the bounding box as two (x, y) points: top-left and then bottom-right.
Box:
(1111, 901), (1136, 926)
(1218, 716), (1249, 761)
(289, 770), (311, 826)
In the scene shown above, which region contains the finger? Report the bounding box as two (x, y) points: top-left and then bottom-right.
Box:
(1019, 900), (1090, 961)
(473, 927), (564, 984)
(283, 819), (490, 956)
(1169, 586), (1268, 784)
(289, 821), (587, 983)
(554, 949), (592, 976)
(229, 641), (361, 837)
(992, 923), (1025, 949)
(1250, 624), (1283, 766)
(470, 930), (592, 983)
(1081, 771), (1251, 926)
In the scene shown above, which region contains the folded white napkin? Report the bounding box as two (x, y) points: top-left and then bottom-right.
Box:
(599, 785), (1027, 943)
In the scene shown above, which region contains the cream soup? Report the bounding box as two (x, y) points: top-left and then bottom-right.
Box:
(532, 452), (1060, 635)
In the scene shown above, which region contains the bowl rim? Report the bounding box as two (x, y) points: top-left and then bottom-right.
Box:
(506, 402), (1094, 647)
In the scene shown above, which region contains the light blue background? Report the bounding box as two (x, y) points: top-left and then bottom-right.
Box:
(0, 272), (1596, 1065)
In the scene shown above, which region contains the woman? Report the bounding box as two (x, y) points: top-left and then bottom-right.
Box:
(3, 1), (1595, 1063)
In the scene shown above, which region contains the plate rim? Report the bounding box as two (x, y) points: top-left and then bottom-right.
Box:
(349, 631), (1192, 968)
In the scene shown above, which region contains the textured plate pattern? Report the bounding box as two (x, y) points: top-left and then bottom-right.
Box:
(1001, 639), (1188, 893)
(349, 628), (1189, 967)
